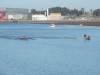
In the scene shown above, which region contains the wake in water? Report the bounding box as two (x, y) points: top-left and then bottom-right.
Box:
(0, 35), (83, 40)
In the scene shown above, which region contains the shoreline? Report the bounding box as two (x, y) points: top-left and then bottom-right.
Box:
(0, 20), (100, 26)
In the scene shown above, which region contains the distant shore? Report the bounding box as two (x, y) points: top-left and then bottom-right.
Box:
(0, 20), (100, 26)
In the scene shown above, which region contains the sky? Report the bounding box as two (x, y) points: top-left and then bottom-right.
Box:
(0, 0), (100, 12)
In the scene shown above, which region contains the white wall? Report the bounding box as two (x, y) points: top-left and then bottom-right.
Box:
(8, 14), (23, 20)
(32, 15), (47, 20)
(8, 15), (14, 19)
(13, 14), (22, 20)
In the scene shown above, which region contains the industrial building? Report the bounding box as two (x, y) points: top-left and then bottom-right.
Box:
(32, 9), (61, 21)
(32, 9), (48, 21)
(0, 7), (28, 20)
(6, 8), (29, 20)
(0, 8), (62, 21)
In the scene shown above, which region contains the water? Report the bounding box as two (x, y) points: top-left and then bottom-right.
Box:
(0, 22), (100, 75)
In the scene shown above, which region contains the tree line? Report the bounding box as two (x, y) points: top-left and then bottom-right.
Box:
(93, 9), (100, 17)
(30, 7), (100, 17)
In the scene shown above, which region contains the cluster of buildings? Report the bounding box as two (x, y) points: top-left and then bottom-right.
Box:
(0, 7), (62, 21)
(0, 8), (28, 20)
(0, 7), (91, 21)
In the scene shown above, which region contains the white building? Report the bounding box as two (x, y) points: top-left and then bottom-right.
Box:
(32, 15), (47, 21)
(8, 14), (22, 20)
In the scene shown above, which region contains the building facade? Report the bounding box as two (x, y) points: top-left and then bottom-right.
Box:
(49, 13), (61, 20)
(6, 8), (29, 20)
(32, 15), (47, 21)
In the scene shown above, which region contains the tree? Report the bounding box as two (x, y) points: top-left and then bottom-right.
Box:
(31, 9), (36, 14)
(73, 9), (79, 16)
(90, 9), (93, 14)
(30, 7), (87, 17)
(93, 9), (100, 16)
(80, 8), (85, 14)
(78, 11), (82, 15)
(61, 7), (70, 15)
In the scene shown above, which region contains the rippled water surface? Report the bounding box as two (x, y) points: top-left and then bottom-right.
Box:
(0, 22), (100, 75)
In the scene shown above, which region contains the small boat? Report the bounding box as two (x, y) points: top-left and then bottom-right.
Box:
(79, 24), (83, 27)
(49, 24), (55, 28)
(20, 36), (28, 40)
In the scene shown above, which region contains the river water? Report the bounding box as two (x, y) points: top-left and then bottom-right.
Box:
(0, 22), (100, 75)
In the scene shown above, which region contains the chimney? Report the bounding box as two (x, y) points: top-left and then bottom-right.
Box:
(47, 9), (49, 20)
(45, 11), (46, 16)
(47, 9), (48, 17)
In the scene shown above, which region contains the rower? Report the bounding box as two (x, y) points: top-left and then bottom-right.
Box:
(84, 34), (87, 40)
(87, 36), (90, 40)
(20, 36), (28, 40)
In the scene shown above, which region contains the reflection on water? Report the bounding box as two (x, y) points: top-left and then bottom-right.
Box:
(0, 22), (100, 75)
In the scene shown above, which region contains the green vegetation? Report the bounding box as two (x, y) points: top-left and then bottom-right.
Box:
(30, 7), (83, 16)
(93, 9), (100, 17)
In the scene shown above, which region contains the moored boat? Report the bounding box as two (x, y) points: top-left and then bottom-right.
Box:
(49, 24), (55, 28)
(79, 24), (83, 27)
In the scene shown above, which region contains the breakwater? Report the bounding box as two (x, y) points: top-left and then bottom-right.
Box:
(0, 20), (100, 26)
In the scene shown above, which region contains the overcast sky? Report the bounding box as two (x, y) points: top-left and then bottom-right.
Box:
(0, 0), (100, 12)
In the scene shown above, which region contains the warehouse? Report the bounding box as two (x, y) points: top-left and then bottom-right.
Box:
(6, 8), (29, 20)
